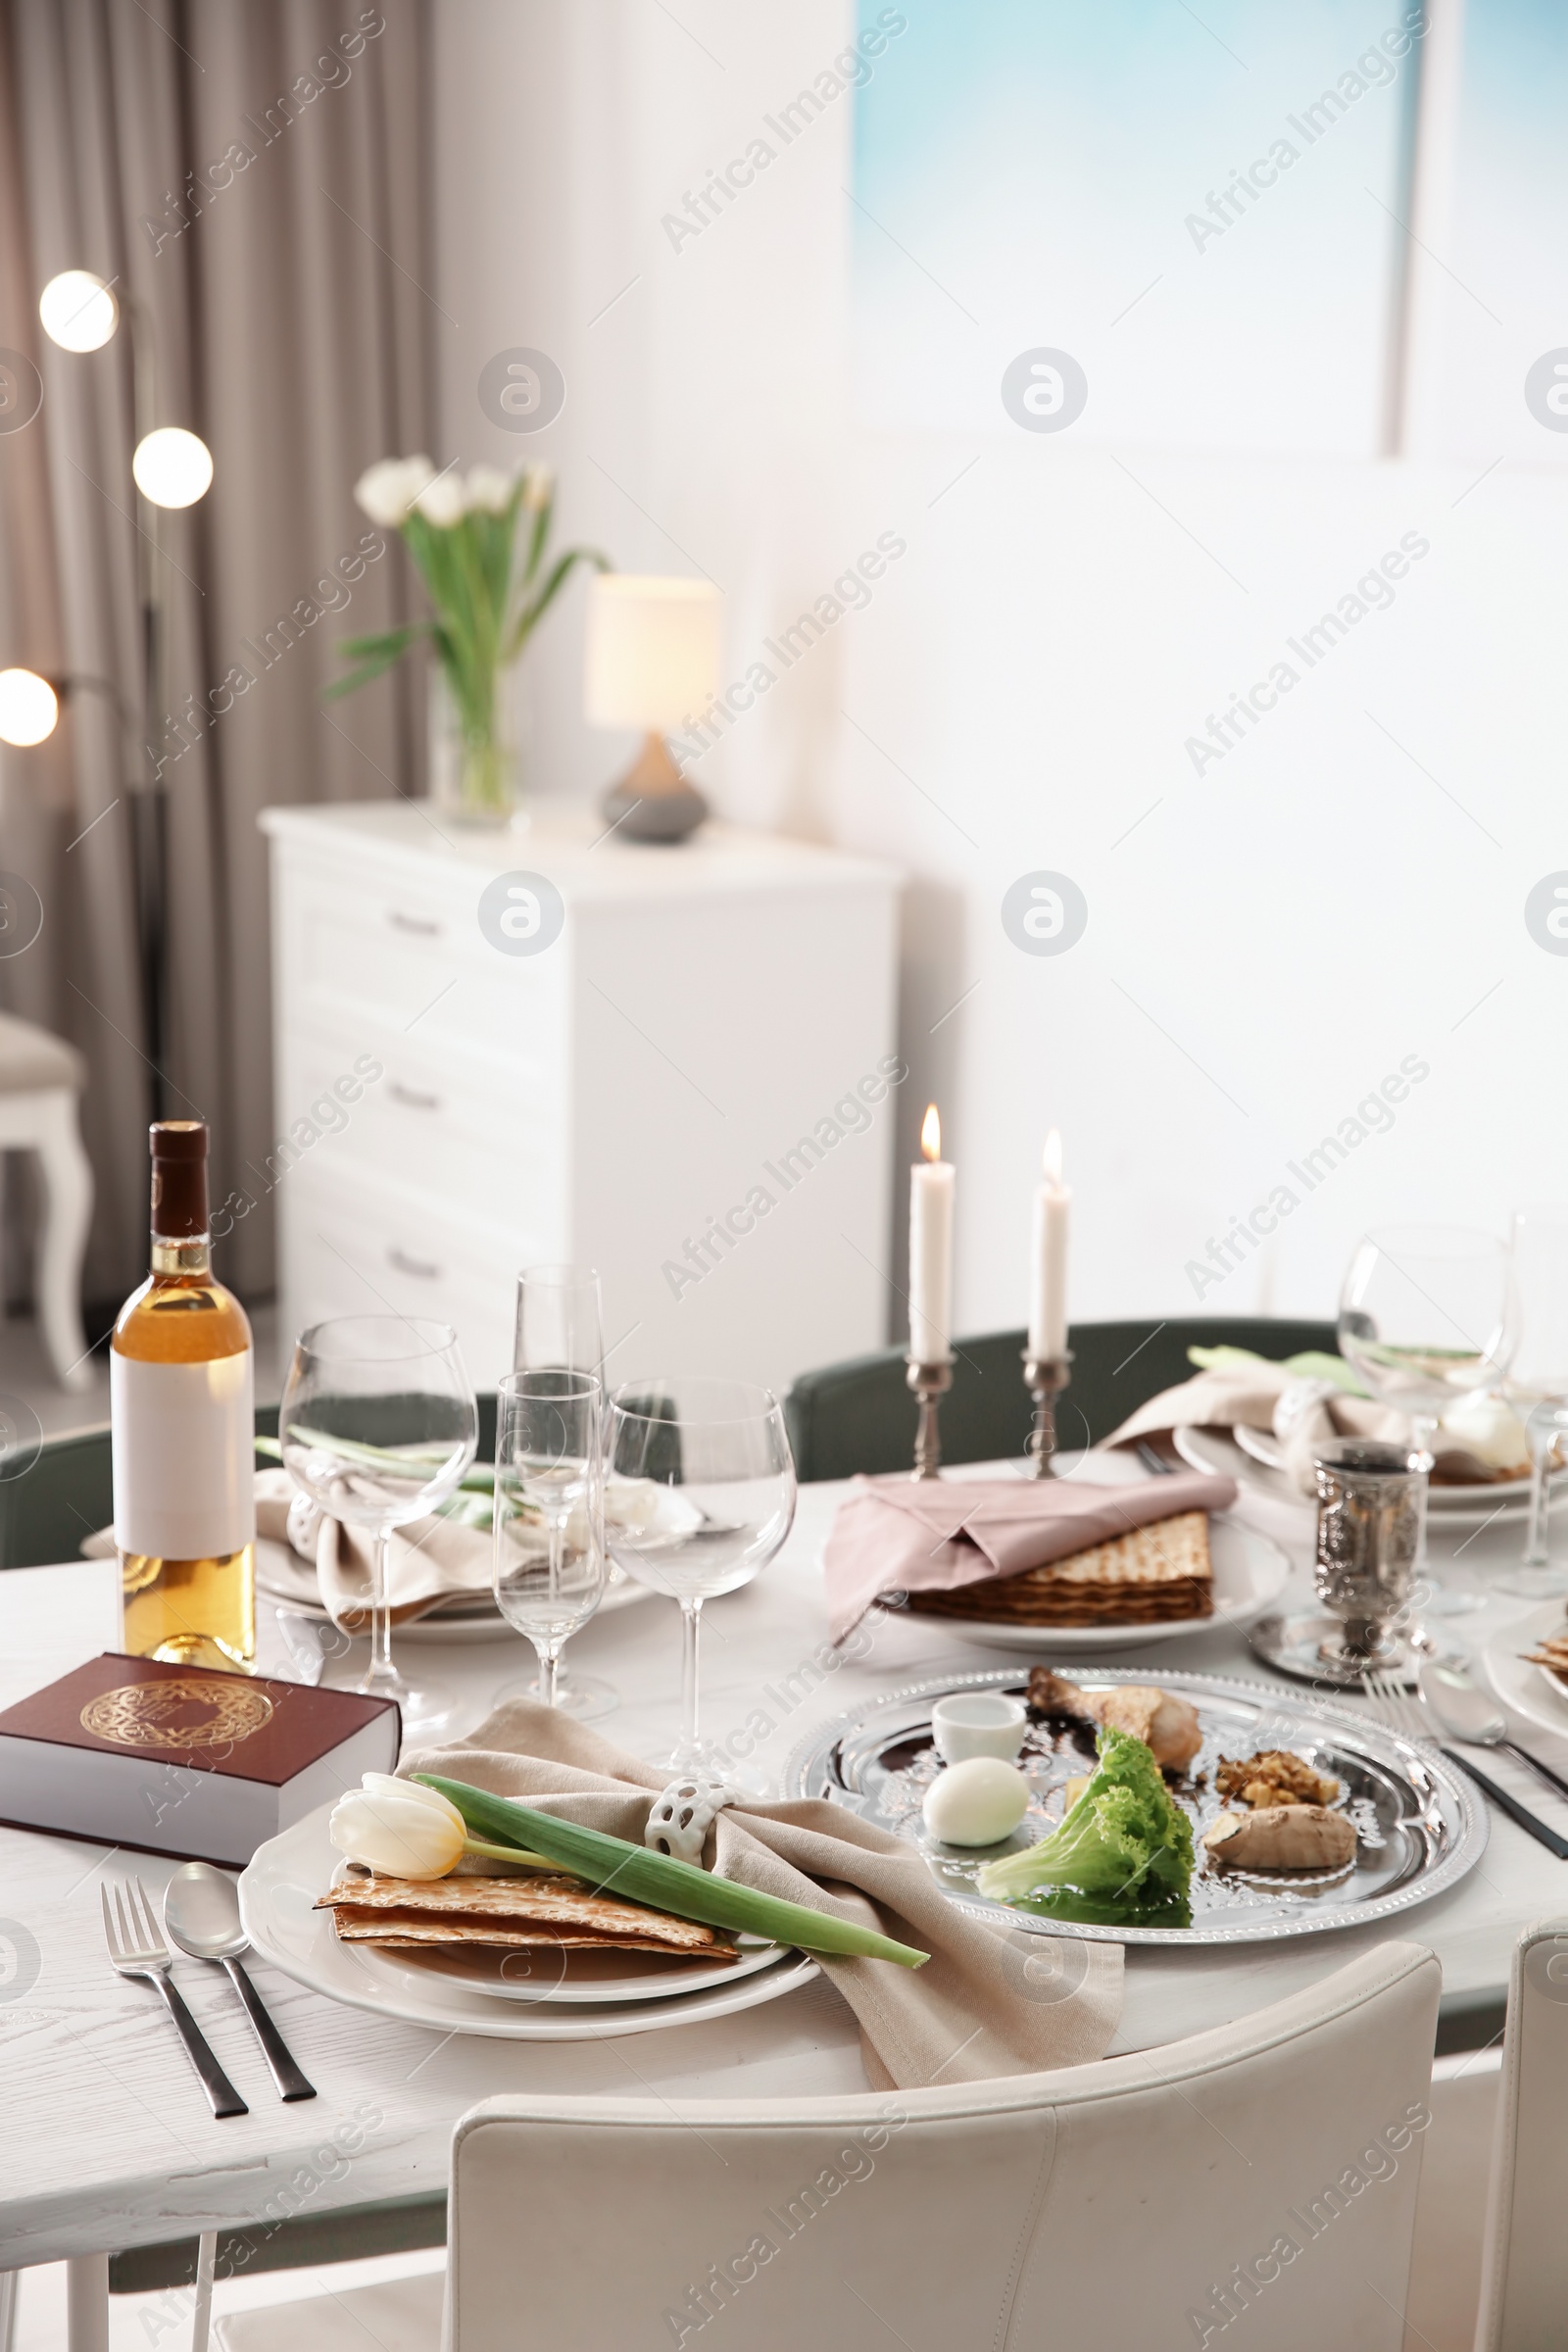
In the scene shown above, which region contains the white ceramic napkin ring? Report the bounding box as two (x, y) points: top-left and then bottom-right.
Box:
(1273, 1376), (1339, 1443)
(645, 1776), (741, 1866)
(286, 1490), (324, 1561)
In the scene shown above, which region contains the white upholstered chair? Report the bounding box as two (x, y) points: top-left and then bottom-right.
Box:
(0, 1011), (92, 1392)
(217, 1937), (1442, 2352)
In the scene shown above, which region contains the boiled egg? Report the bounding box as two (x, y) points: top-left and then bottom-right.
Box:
(922, 1756), (1031, 1848)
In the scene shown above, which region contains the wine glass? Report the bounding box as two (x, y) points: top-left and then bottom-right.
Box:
(605, 1376), (796, 1781)
(1339, 1227), (1515, 1619)
(1498, 1207), (1568, 1599)
(280, 1316), (478, 1741)
(512, 1264), (616, 1720)
(492, 1371), (607, 1706)
(514, 1263), (605, 1381)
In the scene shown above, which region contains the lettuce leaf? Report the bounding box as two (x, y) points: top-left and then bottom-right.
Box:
(975, 1726), (1194, 1910)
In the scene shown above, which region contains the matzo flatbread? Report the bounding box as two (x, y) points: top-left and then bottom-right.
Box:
(316, 1872), (724, 1952)
(328, 1909), (738, 1959)
(909, 1513), (1213, 1626)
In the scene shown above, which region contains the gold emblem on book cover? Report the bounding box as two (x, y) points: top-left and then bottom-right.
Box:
(79, 1678), (274, 1750)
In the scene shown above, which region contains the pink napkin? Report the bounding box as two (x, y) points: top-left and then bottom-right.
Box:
(822, 1471), (1239, 1642)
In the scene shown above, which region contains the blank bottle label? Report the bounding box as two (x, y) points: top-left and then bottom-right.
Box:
(110, 1351), (256, 1560)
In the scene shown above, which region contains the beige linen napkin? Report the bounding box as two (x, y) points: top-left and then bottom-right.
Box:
(821, 1470), (1237, 1642)
(254, 1468), (491, 1630)
(404, 1696), (1124, 2091)
(1103, 1365), (1401, 1497)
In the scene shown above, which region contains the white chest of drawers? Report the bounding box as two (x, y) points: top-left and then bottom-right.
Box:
(259, 803), (903, 1395)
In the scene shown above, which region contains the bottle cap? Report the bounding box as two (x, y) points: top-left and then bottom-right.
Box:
(150, 1120), (210, 1239)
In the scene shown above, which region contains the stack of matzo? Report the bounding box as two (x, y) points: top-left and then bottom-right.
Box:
(908, 1509), (1213, 1627)
(316, 1872), (738, 1960)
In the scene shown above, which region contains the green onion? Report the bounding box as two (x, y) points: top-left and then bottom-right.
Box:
(414, 1775), (928, 1969)
(254, 1433), (496, 1496)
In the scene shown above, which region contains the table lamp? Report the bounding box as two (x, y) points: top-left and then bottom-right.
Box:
(584, 574), (720, 843)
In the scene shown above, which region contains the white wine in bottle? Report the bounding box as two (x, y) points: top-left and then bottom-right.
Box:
(111, 1120), (256, 1670)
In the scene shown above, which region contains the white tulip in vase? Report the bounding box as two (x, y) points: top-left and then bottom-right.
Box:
(330, 458), (609, 825)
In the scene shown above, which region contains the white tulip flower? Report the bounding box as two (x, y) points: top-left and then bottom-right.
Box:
(329, 1772), (466, 1880)
(413, 469), (466, 528)
(354, 455), (435, 528)
(520, 463), (554, 513)
(465, 464), (514, 514)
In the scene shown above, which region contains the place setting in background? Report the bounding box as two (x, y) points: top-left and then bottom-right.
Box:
(251, 1268), (656, 1703)
(827, 1106), (1294, 1654)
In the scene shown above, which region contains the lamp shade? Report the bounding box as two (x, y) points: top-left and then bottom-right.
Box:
(0, 668), (59, 748)
(583, 575), (720, 733)
(38, 270), (118, 353)
(132, 426), (214, 510)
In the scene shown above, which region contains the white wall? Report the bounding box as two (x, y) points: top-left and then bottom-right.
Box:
(432, 0), (1568, 1353)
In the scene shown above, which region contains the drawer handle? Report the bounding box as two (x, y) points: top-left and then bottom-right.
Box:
(389, 909), (442, 937)
(390, 1080), (442, 1111)
(388, 1247), (442, 1280)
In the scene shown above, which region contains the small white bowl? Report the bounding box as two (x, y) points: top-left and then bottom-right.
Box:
(930, 1690), (1027, 1765)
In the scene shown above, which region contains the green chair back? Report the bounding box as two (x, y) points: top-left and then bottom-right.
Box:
(782, 1315), (1338, 1484)
(0, 1396), (501, 1571)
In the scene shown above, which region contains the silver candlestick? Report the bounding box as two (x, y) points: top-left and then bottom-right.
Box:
(1022, 1349), (1073, 1477)
(906, 1357), (954, 1480)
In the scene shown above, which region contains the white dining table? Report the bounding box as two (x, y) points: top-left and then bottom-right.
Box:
(3, 1457), (1567, 2345)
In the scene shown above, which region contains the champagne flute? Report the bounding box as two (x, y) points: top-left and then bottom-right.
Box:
(1498, 1206), (1568, 1599)
(492, 1371), (607, 1706)
(280, 1316), (478, 1741)
(1339, 1227), (1514, 1620)
(605, 1376), (796, 1780)
(514, 1263), (605, 1382)
(512, 1264), (616, 1720)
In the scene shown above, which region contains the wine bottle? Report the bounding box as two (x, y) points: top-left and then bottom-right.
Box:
(112, 1121), (256, 1671)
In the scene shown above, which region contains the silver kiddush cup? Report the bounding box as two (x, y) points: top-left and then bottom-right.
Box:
(1312, 1438), (1427, 1669)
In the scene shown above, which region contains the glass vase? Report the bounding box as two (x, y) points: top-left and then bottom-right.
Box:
(427, 662), (527, 828)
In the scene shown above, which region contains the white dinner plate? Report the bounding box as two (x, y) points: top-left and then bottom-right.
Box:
(371, 1932), (791, 2006)
(913, 1515), (1290, 1654)
(255, 1563), (657, 1643)
(1481, 1603), (1568, 1742)
(239, 1804), (818, 2041)
(1174, 1424), (1543, 1525)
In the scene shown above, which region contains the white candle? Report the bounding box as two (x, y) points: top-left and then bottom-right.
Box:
(908, 1102), (955, 1364)
(1028, 1129), (1070, 1361)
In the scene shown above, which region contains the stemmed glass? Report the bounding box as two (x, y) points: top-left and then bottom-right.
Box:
(1339, 1227), (1515, 1620)
(512, 1265), (616, 1720)
(1498, 1207), (1568, 1599)
(280, 1316), (478, 1741)
(605, 1376), (796, 1780)
(514, 1264), (605, 1382)
(492, 1371), (607, 1706)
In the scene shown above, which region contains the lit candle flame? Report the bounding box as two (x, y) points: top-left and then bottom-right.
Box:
(920, 1103), (942, 1162)
(1043, 1128), (1062, 1184)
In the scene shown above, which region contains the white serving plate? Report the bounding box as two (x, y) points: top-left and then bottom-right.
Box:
(1175, 1424), (1542, 1525)
(913, 1515), (1290, 1654)
(239, 1804), (818, 2041)
(1481, 1603), (1568, 1742)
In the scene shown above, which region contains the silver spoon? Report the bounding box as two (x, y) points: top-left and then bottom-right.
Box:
(164, 1863), (317, 2101)
(1419, 1657), (1568, 1808)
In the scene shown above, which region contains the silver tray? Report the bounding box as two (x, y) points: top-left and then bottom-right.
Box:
(783, 1665), (1487, 1947)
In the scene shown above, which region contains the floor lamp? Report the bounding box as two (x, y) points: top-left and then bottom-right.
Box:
(35, 269), (213, 1116)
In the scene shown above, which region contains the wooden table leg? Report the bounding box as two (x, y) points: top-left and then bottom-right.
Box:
(66, 2254), (108, 2352)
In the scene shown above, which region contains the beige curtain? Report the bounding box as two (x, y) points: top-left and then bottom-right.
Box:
(0, 0), (432, 1308)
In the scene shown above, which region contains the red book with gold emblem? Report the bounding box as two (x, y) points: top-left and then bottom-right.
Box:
(0, 1653), (399, 1865)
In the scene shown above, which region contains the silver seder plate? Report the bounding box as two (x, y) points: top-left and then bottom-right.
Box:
(783, 1665), (1488, 1947)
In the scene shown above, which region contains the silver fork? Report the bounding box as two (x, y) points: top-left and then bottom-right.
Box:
(1361, 1669), (1568, 1860)
(101, 1880), (249, 2118)
(1360, 1667), (1432, 1741)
